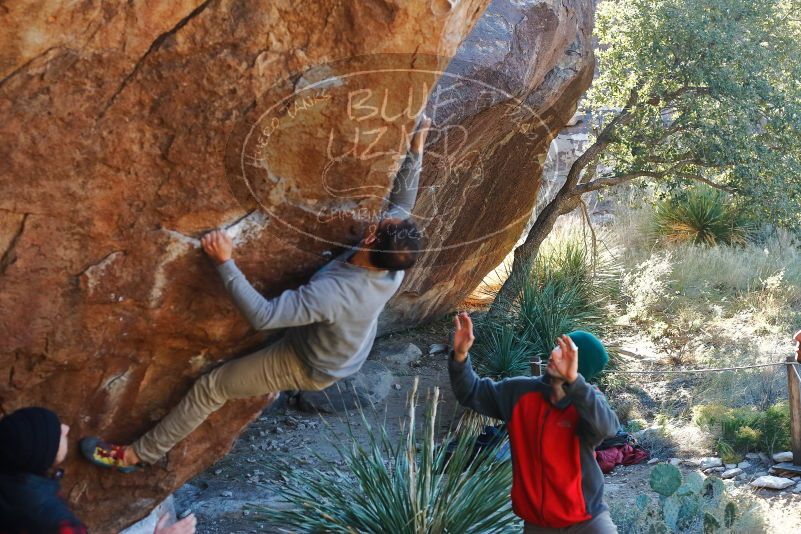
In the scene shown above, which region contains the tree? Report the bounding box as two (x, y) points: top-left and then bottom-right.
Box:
(491, 0), (801, 314)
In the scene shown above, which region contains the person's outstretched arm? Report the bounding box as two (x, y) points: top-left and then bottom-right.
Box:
(385, 115), (431, 219)
(447, 312), (526, 422)
(202, 230), (337, 330)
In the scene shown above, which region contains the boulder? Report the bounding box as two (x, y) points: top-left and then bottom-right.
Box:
(699, 457), (724, 470)
(772, 451), (794, 463)
(721, 468), (743, 479)
(370, 341), (423, 368)
(0, 0), (597, 529)
(382, 0), (597, 327)
(297, 361), (394, 413)
(750, 476), (795, 490)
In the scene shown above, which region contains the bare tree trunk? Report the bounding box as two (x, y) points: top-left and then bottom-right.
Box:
(488, 190), (580, 316)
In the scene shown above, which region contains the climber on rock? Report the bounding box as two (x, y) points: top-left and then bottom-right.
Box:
(0, 406), (196, 533)
(448, 312), (620, 534)
(79, 114), (431, 471)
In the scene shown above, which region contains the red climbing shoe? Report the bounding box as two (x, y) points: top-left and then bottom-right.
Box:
(79, 436), (140, 473)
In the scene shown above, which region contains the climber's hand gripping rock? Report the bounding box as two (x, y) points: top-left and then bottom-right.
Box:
(201, 229), (233, 265)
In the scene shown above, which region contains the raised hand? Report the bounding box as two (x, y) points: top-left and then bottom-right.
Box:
(200, 229), (233, 265)
(546, 334), (579, 384)
(452, 311), (475, 363)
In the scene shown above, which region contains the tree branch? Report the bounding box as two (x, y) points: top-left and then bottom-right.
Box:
(576, 168), (736, 194)
(675, 173), (737, 193)
(562, 84), (643, 194)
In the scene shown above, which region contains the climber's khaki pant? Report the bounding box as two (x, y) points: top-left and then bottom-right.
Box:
(133, 337), (335, 464)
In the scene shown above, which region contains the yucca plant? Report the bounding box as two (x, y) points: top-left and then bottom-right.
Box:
(518, 280), (608, 364)
(471, 323), (532, 380)
(515, 233), (616, 366)
(653, 187), (753, 246)
(249, 379), (518, 533)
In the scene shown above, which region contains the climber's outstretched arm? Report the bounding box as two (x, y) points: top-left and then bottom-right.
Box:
(385, 151), (422, 219)
(385, 114), (431, 219)
(201, 230), (337, 330)
(216, 260), (337, 330)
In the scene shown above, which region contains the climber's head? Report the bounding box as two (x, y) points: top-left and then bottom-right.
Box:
(0, 407), (70, 476)
(365, 217), (421, 271)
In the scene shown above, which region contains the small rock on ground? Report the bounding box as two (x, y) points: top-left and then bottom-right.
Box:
(751, 476), (795, 490)
(699, 457), (723, 469)
(773, 451), (794, 463)
(721, 468), (743, 479)
(371, 342), (422, 367)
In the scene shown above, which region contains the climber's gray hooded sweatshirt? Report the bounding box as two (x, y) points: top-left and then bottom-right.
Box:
(215, 151), (421, 380)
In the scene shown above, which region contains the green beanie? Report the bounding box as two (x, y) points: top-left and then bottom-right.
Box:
(567, 331), (608, 381)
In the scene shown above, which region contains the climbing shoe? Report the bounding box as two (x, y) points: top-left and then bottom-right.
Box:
(79, 436), (140, 473)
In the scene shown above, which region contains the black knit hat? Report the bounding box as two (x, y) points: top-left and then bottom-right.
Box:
(0, 407), (61, 476)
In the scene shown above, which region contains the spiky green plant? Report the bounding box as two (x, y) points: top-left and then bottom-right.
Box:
(471, 323), (532, 380)
(248, 379), (518, 533)
(507, 231), (618, 370)
(653, 187), (753, 246)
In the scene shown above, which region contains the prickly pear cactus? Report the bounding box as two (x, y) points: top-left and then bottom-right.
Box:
(703, 477), (725, 505)
(632, 466), (757, 533)
(677, 495), (701, 529)
(703, 512), (721, 533)
(724, 501), (737, 528)
(663, 495), (681, 531)
(677, 471), (704, 495)
(650, 464), (682, 497)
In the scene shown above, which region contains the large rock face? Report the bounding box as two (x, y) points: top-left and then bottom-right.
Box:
(384, 0), (597, 326)
(0, 0), (594, 530)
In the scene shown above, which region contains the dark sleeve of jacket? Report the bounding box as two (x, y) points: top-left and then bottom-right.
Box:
(447, 354), (533, 422)
(564, 374), (620, 445)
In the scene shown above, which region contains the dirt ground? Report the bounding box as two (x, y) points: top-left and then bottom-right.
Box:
(173, 317), (801, 533)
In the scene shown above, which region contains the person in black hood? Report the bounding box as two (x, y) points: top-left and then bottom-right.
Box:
(0, 407), (195, 534)
(0, 406), (82, 534)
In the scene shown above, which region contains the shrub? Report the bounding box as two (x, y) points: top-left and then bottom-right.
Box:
(621, 251), (674, 322)
(482, 228), (618, 377)
(694, 402), (791, 456)
(652, 188), (752, 247)
(249, 380), (518, 533)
